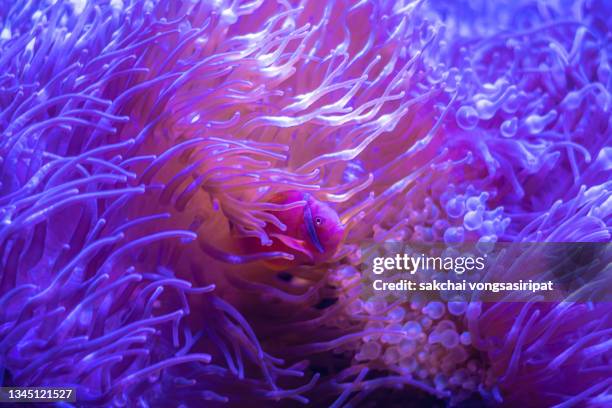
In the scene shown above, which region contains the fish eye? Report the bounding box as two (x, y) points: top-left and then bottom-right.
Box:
(314, 216), (324, 226)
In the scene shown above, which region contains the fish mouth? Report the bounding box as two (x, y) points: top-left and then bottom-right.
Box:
(303, 203), (325, 254)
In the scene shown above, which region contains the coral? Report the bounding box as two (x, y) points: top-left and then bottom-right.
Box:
(0, 0), (610, 407)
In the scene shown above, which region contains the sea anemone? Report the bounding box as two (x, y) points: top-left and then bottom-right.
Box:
(0, 0), (610, 406)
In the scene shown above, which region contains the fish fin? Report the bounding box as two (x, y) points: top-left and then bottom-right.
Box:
(269, 233), (314, 261)
(261, 260), (294, 271)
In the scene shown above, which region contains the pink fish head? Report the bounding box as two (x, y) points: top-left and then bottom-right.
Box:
(255, 191), (345, 268)
(300, 193), (345, 263)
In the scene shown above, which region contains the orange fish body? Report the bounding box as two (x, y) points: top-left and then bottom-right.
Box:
(245, 191), (345, 270)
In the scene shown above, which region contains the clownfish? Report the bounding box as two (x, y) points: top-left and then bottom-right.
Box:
(245, 190), (345, 270)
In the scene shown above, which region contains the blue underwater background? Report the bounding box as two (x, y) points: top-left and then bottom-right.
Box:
(0, 0), (611, 407)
